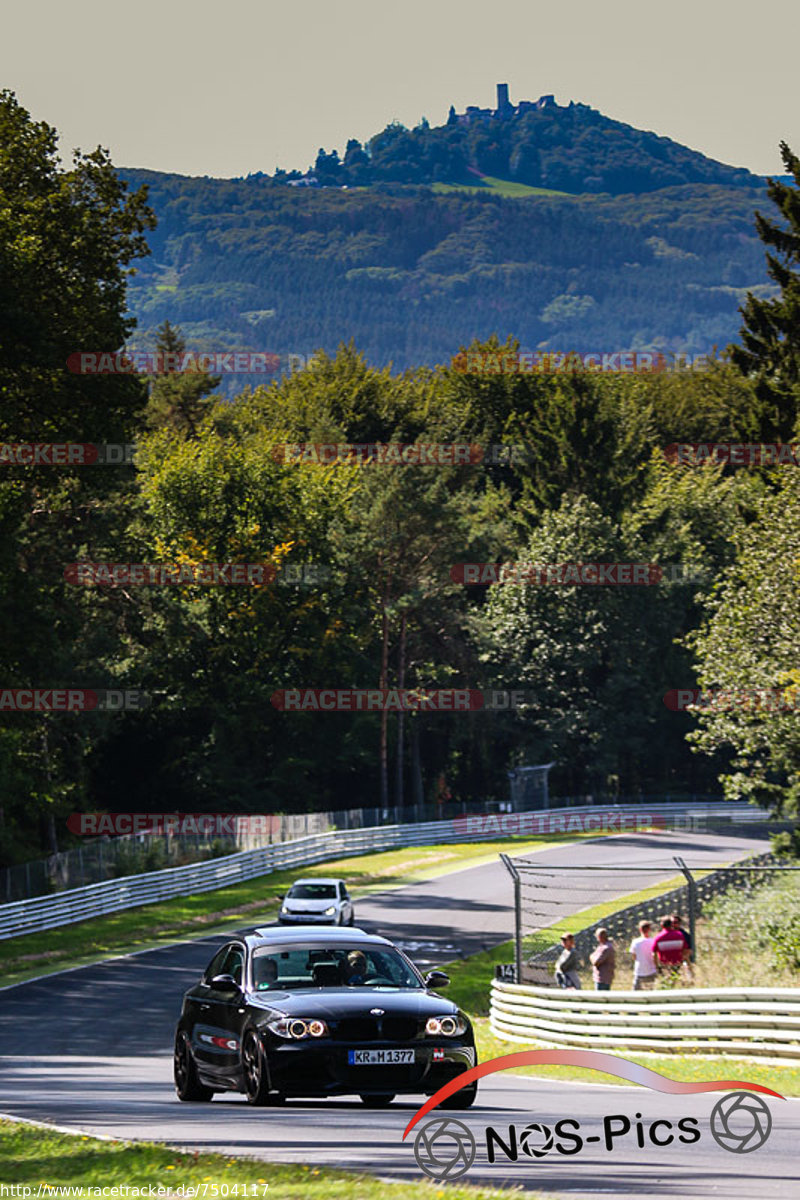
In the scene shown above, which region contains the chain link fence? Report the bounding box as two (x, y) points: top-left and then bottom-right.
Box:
(0, 794), (544, 903)
(501, 849), (791, 985)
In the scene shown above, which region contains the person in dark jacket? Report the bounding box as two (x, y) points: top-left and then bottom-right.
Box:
(554, 932), (581, 989)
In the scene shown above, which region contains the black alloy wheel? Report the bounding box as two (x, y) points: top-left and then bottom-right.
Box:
(242, 1029), (275, 1105)
(174, 1031), (214, 1102)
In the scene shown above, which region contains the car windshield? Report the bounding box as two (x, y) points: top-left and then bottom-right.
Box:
(252, 945), (422, 990)
(287, 884), (337, 900)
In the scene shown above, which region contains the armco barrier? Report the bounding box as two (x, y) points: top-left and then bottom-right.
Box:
(0, 802), (766, 941)
(490, 979), (800, 1060)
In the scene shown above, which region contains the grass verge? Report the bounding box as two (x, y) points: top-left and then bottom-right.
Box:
(0, 1118), (527, 1199)
(0, 834), (589, 989)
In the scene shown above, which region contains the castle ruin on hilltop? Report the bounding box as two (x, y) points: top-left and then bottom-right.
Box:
(449, 84), (557, 126)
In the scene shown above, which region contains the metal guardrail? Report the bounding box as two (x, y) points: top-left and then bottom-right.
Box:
(0, 801), (766, 941)
(0, 791), (746, 903)
(490, 979), (800, 1060)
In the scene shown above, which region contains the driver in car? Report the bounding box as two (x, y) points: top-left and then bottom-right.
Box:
(256, 957), (279, 988)
(342, 949), (368, 985)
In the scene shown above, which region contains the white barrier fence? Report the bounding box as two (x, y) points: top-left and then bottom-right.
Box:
(0, 801), (765, 941)
(490, 978), (800, 1060)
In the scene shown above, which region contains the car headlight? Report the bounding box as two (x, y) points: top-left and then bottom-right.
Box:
(425, 1014), (467, 1037)
(267, 1018), (329, 1040)
(280, 905), (290, 914)
(324, 905), (337, 915)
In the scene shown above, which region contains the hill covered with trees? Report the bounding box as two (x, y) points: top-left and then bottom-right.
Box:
(283, 90), (762, 195)
(116, 92), (776, 373)
(121, 169), (772, 373)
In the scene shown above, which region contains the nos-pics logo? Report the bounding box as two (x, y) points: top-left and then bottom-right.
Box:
(404, 1050), (782, 1183)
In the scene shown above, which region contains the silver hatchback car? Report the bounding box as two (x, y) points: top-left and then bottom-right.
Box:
(278, 877), (355, 925)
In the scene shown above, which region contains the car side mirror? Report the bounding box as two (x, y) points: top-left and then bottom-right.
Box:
(424, 970), (450, 990)
(211, 973), (241, 994)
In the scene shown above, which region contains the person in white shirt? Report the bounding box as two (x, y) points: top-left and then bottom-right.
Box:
(629, 919), (657, 990)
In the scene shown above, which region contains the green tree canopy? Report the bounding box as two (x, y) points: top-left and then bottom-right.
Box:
(731, 141), (800, 438)
(686, 468), (800, 827)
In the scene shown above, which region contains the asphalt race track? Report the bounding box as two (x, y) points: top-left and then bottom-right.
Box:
(1, 828), (797, 1198)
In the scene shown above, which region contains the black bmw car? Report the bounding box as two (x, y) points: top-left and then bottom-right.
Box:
(173, 926), (477, 1107)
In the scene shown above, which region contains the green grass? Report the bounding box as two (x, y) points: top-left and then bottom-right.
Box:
(0, 1118), (528, 1199)
(693, 873), (800, 989)
(432, 175), (573, 198)
(0, 834), (589, 989)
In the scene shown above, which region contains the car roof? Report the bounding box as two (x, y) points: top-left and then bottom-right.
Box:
(288, 877), (343, 885)
(248, 926), (391, 949)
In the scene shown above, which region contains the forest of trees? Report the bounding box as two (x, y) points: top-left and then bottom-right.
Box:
(120, 167), (772, 376)
(2, 90), (799, 865)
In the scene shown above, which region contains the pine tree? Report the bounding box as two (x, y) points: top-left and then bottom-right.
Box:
(144, 321), (220, 437)
(730, 141), (800, 438)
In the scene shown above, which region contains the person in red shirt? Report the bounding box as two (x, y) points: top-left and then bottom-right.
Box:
(652, 917), (689, 978)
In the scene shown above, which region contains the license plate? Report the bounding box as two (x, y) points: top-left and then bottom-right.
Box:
(348, 1049), (415, 1065)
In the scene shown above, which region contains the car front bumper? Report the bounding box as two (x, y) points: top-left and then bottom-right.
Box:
(262, 1037), (477, 1097)
(277, 911), (340, 924)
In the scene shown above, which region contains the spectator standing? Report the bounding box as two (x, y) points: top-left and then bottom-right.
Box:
(670, 912), (694, 981)
(554, 933), (582, 989)
(670, 912), (692, 954)
(652, 917), (689, 979)
(590, 927), (616, 991)
(629, 920), (657, 990)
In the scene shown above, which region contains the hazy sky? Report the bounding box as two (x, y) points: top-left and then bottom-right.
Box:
(2, 0), (795, 179)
